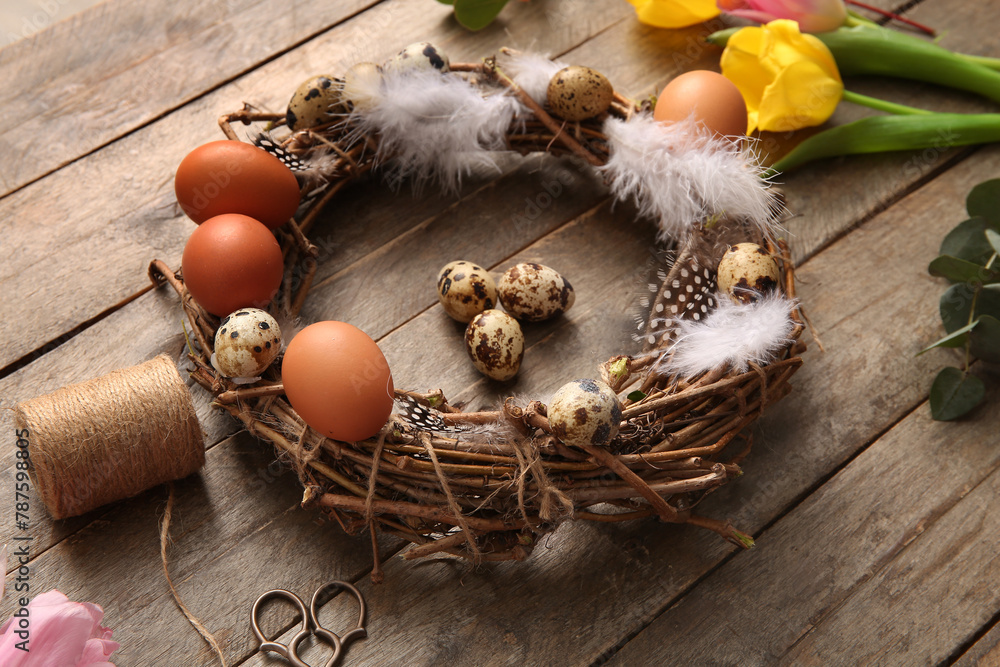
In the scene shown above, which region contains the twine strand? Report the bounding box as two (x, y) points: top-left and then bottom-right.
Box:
(160, 483), (227, 667)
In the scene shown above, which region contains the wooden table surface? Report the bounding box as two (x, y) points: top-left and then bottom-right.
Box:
(3, 0), (1000, 665)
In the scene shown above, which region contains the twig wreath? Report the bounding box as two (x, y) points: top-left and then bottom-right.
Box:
(149, 45), (806, 579)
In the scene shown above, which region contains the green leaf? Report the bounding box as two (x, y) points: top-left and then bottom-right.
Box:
(967, 179), (1000, 226)
(626, 390), (647, 402)
(970, 314), (1000, 363)
(940, 217), (1000, 265)
(940, 283), (1000, 333)
(928, 255), (1000, 284)
(987, 229), (1000, 256)
(917, 319), (980, 354)
(453, 0), (509, 30)
(436, 0), (454, 4)
(930, 366), (985, 420)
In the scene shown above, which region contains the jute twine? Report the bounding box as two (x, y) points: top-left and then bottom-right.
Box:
(13, 354), (205, 520)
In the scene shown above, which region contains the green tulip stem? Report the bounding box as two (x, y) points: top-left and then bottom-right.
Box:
(763, 112), (1000, 176)
(841, 90), (931, 115)
(955, 52), (1000, 72)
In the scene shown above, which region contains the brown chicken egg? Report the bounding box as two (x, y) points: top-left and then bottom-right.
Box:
(281, 321), (395, 442)
(546, 66), (614, 121)
(181, 213), (284, 317)
(174, 140), (301, 229)
(654, 70), (748, 138)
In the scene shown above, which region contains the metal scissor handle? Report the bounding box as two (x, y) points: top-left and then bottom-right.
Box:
(251, 581), (368, 667)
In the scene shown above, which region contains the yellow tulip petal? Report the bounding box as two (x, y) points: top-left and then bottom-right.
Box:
(627, 0), (720, 28)
(718, 19), (845, 133)
(759, 20), (841, 83)
(757, 60), (843, 132)
(720, 27), (768, 133)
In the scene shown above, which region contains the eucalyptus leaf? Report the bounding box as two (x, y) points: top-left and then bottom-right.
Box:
(917, 319), (979, 354)
(627, 390), (647, 402)
(930, 366), (985, 421)
(940, 217), (1000, 265)
(987, 229), (1000, 256)
(928, 255), (1000, 284)
(967, 178), (1000, 226)
(453, 0), (509, 30)
(970, 314), (1000, 363)
(940, 283), (1000, 333)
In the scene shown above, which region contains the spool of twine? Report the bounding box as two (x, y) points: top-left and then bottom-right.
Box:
(13, 354), (205, 520)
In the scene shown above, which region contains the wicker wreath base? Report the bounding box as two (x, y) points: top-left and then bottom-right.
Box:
(149, 51), (805, 579)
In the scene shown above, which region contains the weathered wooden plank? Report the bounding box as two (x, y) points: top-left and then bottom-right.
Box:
(608, 384), (1000, 666)
(954, 618), (1000, 667)
(0, 0), (631, 371)
(244, 137), (1000, 666)
(302, 157), (607, 338)
(0, 0), (381, 197)
(776, 443), (1000, 665)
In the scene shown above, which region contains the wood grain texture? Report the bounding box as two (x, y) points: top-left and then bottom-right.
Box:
(954, 619), (1000, 667)
(777, 412), (1000, 665)
(0, 0), (378, 196)
(605, 145), (1000, 666)
(0, 0), (630, 371)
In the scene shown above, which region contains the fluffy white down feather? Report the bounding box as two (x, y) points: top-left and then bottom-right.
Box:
(659, 290), (796, 377)
(601, 114), (782, 241)
(348, 69), (521, 193)
(497, 50), (568, 106)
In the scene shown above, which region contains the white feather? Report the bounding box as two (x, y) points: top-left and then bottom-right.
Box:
(601, 114), (782, 242)
(497, 50), (568, 106)
(658, 290), (796, 377)
(348, 69), (521, 193)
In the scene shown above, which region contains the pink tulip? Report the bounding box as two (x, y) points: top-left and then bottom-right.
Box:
(717, 0), (847, 32)
(0, 590), (118, 666)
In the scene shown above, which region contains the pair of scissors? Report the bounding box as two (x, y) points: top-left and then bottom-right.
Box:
(251, 581), (367, 667)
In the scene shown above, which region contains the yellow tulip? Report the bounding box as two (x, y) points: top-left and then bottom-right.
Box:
(627, 0), (720, 28)
(720, 19), (843, 133)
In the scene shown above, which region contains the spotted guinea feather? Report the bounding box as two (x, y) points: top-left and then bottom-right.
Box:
(638, 232), (721, 353)
(253, 133), (308, 172)
(394, 395), (469, 435)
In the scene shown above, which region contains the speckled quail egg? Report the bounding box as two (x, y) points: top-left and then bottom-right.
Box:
(212, 308), (282, 379)
(383, 42), (450, 74)
(286, 75), (346, 131)
(548, 379), (622, 448)
(546, 66), (614, 122)
(464, 309), (524, 381)
(498, 262), (575, 322)
(716, 243), (781, 304)
(437, 260), (498, 323)
(341, 62), (383, 112)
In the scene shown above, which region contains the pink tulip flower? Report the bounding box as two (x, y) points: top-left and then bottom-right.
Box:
(0, 590), (118, 666)
(717, 0), (847, 33)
